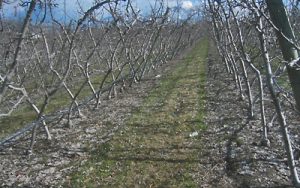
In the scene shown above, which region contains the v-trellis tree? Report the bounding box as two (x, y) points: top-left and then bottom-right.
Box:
(207, 0), (300, 187)
(0, 0), (203, 153)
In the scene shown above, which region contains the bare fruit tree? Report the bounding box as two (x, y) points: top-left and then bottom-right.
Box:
(207, 0), (300, 186)
(0, 0), (203, 153)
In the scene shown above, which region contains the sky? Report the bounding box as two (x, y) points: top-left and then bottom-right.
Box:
(1, 0), (201, 22)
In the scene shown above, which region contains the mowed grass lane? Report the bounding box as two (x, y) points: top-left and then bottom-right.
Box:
(68, 38), (209, 187)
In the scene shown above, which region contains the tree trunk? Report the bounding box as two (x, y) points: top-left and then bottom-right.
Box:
(266, 0), (300, 111)
(287, 59), (300, 111)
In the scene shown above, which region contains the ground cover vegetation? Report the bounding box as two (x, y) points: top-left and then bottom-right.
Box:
(66, 38), (208, 188)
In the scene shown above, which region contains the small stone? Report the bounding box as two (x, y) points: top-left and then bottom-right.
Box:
(85, 128), (97, 134)
(189, 131), (198, 137)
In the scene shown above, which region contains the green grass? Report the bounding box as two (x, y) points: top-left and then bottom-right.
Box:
(0, 106), (36, 139)
(0, 69), (122, 139)
(66, 38), (209, 187)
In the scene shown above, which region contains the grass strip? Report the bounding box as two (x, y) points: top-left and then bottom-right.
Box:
(67, 38), (209, 188)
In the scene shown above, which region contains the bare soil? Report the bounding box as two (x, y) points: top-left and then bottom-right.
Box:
(201, 51), (294, 188)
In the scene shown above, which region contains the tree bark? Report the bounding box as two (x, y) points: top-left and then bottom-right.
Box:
(266, 0), (300, 111)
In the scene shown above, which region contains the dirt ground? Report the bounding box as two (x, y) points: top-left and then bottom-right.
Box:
(200, 51), (295, 188)
(0, 39), (297, 187)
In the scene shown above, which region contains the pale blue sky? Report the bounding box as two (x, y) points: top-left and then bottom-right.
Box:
(1, 0), (201, 22)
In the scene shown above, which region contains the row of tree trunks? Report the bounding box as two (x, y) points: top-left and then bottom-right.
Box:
(207, 0), (300, 186)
